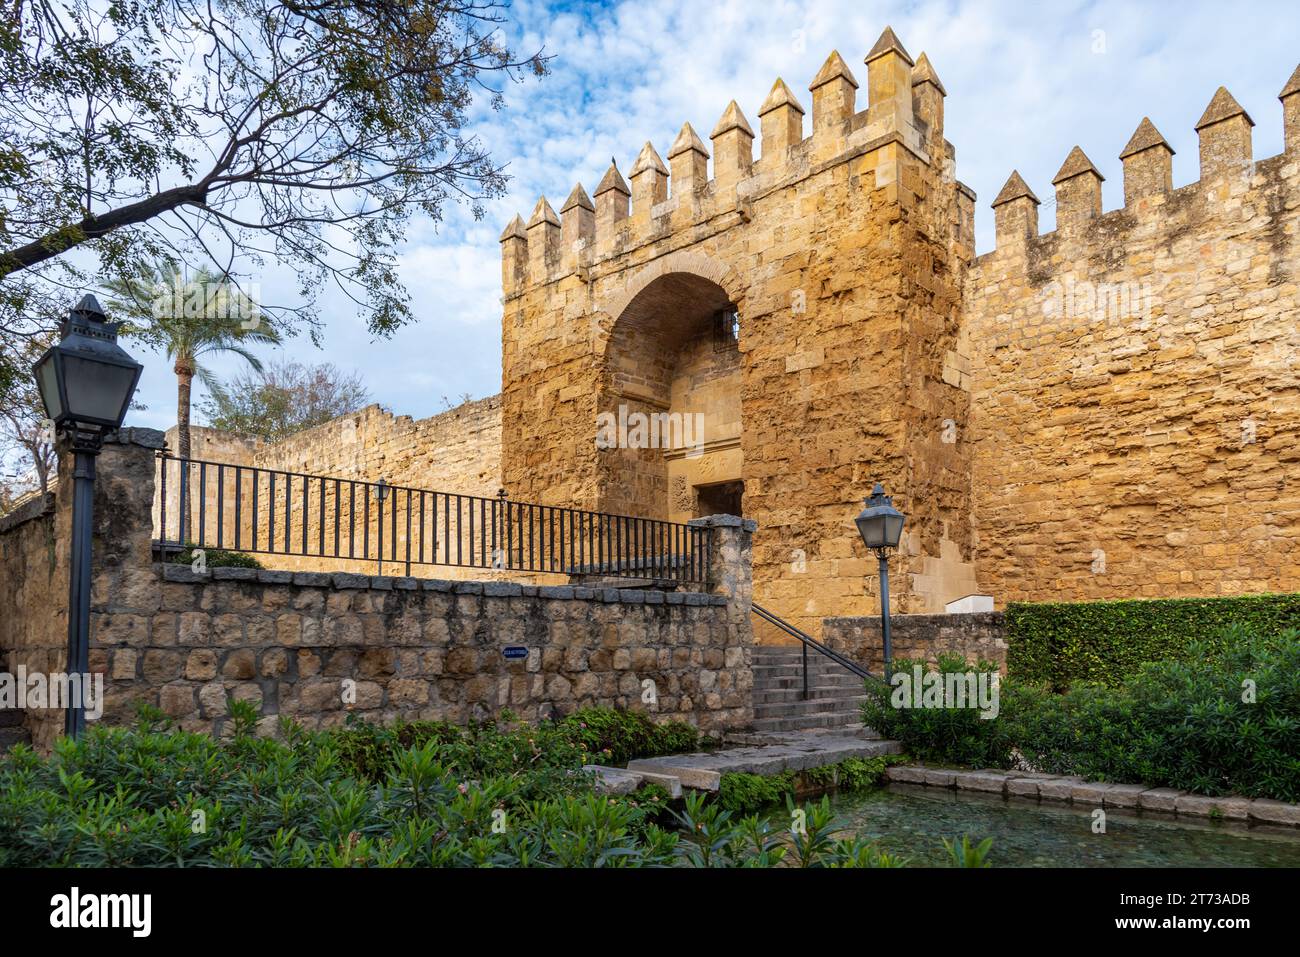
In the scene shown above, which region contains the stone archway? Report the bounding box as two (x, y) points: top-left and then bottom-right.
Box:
(596, 266), (745, 522)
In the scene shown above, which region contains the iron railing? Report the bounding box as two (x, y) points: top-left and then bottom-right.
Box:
(156, 454), (710, 584)
(752, 602), (873, 699)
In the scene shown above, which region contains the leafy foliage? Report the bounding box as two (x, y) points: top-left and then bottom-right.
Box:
(168, 544), (264, 569)
(0, 707), (979, 868)
(1006, 593), (1300, 689)
(198, 360), (371, 441)
(864, 631), (1300, 801)
(717, 756), (901, 813)
(0, 0), (548, 387)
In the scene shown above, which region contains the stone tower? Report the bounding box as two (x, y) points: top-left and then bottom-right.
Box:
(498, 27), (979, 635)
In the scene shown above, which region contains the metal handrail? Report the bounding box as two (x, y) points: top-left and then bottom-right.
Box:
(752, 602), (874, 700)
(156, 452), (710, 584)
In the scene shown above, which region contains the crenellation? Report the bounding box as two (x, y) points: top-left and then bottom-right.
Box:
(864, 27), (915, 139)
(1195, 86), (1254, 180)
(485, 36), (1298, 620)
(911, 52), (945, 160)
(1120, 117), (1175, 207)
(1051, 146), (1104, 232)
(629, 141), (669, 225)
(498, 214), (528, 297)
(667, 122), (710, 199)
(560, 184), (595, 271)
(757, 78), (805, 166)
(526, 196), (560, 283)
(1280, 65), (1300, 153)
(991, 170), (1040, 248)
(710, 100), (755, 195)
(593, 160), (631, 255)
(808, 50), (858, 150)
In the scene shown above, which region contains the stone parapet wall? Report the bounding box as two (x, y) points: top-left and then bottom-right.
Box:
(2, 426), (755, 750)
(822, 611), (1007, 675)
(95, 566), (751, 736)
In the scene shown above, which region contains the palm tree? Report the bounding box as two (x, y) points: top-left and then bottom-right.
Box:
(101, 260), (281, 460)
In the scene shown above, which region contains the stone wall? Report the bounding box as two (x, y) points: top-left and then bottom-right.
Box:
(156, 397), (503, 578)
(3, 425), (754, 749)
(965, 77), (1300, 604)
(1, 429), (165, 750)
(114, 566), (751, 736)
(822, 611), (1007, 675)
(499, 30), (979, 633)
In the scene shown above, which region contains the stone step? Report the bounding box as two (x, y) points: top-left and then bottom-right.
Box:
(752, 660), (858, 671)
(750, 711), (879, 733)
(754, 697), (866, 719)
(751, 685), (870, 704)
(725, 725), (885, 746)
(753, 675), (863, 691)
(628, 736), (902, 791)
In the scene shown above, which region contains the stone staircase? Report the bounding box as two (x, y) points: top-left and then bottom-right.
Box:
(750, 645), (869, 733)
(0, 650), (30, 753)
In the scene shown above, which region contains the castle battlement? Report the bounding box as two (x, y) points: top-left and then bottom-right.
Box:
(500, 26), (970, 299)
(986, 64), (1300, 259)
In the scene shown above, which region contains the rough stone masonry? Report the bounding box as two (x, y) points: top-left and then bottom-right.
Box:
(172, 27), (1300, 640)
(1, 431), (756, 749)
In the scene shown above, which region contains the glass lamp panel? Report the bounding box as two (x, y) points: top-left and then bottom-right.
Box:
(884, 514), (905, 548)
(856, 514), (885, 548)
(35, 354), (64, 421)
(61, 355), (136, 427)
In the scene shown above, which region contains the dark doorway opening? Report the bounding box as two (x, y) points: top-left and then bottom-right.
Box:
(696, 480), (743, 518)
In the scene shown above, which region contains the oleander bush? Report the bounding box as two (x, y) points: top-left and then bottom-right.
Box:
(330, 707), (702, 791)
(0, 704), (985, 867)
(1006, 594), (1300, 689)
(863, 629), (1300, 802)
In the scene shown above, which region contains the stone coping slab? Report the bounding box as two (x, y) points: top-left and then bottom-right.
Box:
(156, 562), (725, 604)
(628, 733), (901, 792)
(883, 764), (1300, 826)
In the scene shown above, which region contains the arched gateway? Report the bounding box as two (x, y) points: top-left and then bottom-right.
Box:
(497, 32), (980, 636)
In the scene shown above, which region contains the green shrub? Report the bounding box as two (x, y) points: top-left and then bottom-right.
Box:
(861, 654), (1014, 769)
(718, 770), (798, 813)
(0, 711), (976, 868)
(168, 543), (264, 569)
(329, 707), (698, 796)
(1007, 594), (1300, 689)
(867, 631), (1300, 802)
(556, 708), (700, 765)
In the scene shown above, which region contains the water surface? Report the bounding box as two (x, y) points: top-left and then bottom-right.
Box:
(811, 784), (1300, 867)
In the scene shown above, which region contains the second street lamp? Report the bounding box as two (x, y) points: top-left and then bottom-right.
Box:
(855, 483), (906, 679)
(32, 294), (143, 738)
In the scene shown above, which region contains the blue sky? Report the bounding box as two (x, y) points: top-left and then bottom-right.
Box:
(127, 0), (1299, 434)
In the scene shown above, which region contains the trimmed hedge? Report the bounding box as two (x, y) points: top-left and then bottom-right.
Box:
(863, 633), (1300, 802)
(1006, 593), (1300, 689)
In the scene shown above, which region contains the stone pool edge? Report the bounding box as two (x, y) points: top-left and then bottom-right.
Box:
(884, 765), (1300, 827)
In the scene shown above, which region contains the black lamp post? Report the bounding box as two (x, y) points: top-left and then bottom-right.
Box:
(32, 294), (143, 738)
(375, 478), (389, 575)
(854, 483), (906, 678)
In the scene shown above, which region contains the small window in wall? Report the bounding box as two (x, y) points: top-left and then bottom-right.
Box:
(696, 480), (743, 518)
(713, 308), (740, 349)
